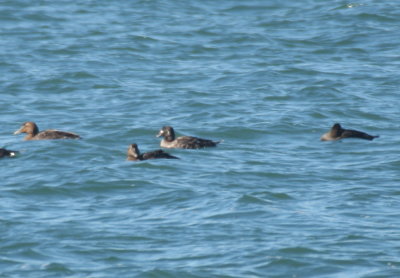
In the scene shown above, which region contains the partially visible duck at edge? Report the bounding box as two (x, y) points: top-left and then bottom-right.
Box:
(156, 126), (221, 149)
(14, 121), (81, 140)
(0, 148), (18, 158)
(127, 143), (179, 161)
(321, 123), (379, 141)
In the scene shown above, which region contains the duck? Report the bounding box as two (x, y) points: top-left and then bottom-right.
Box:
(156, 126), (220, 149)
(320, 123), (379, 141)
(0, 148), (18, 158)
(14, 121), (81, 140)
(127, 143), (179, 161)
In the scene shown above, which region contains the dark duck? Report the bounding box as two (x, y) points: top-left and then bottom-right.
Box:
(0, 148), (18, 158)
(156, 126), (220, 149)
(14, 122), (81, 140)
(127, 143), (179, 161)
(321, 123), (379, 141)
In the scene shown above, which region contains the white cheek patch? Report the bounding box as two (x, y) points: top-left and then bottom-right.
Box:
(10, 152), (16, 157)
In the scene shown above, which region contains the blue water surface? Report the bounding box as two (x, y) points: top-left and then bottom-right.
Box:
(1, 0), (400, 277)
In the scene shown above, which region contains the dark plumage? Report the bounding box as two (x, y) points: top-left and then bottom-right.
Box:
(0, 148), (18, 158)
(156, 126), (220, 149)
(14, 122), (81, 140)
(127, 143), (179, 161)
(321, 123), (379, 141)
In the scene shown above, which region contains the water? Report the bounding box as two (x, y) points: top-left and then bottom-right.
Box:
(1, 0), (400, 277)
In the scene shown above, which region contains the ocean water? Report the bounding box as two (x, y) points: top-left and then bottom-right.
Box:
(1, 0), (400, 277)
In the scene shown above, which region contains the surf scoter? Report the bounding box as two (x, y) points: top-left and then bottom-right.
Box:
(156, 126), (220, 149)
(321, 123), (379, 141)
(127, 143), (179, 161)
(0, 148), (18, 158)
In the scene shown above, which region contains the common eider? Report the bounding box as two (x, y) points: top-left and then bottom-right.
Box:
(0, 148), (18, 158)
(127, 143), (179, 161)
(321, 123), (379, 141)
(156, 126), (220, 149)
(14, 122), (81, 140)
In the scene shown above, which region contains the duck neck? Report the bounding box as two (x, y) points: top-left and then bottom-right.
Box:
(127, 154), (138, 161)
(24, 134), (35, 140)
(164, 135), (174, 142)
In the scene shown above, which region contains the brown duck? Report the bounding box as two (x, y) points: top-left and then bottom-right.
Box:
(14, 121), (81, 140)
(127, 143), (179, 161)
(321, 123), (379, 141)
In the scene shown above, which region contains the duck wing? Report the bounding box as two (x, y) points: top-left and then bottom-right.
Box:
(341, 129), (378, 140)
(142, 150), (179, 160)
(176, 136), (219, 149)
(35, 130), (81, 140)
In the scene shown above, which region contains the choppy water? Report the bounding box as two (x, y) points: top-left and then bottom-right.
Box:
(1, 0), (400, 277)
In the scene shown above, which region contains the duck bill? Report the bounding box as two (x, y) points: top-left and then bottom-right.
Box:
(320, 132), (331, 141)
(13, 127), (23, 135)
(156, 130), (163, 137)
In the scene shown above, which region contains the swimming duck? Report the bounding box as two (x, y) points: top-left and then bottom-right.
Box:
(0, 148), (18, 158)
(320, 123), (379, 141)
(127, 143), (179, 161)
(14, 122), (81, 140)
(156, 126), (220, 149)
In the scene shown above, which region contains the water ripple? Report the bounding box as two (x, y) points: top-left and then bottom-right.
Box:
(1, 0), (400, 277)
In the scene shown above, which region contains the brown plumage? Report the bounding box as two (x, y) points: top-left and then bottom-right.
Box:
(127, 143), (179, 161)
(156, 126), (220, 149)
(0, 148), (18, 158)
(321, 123), (379, 141)
(14, 121), (81, 140)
